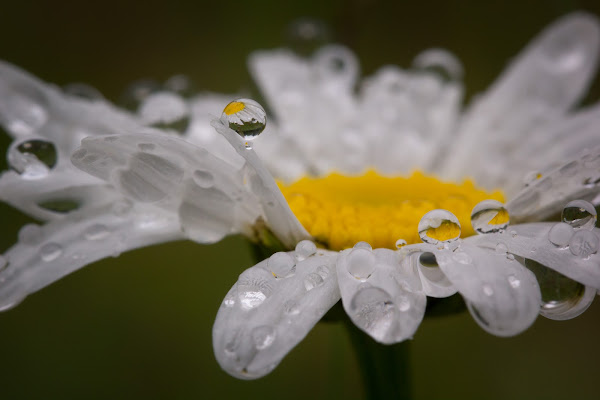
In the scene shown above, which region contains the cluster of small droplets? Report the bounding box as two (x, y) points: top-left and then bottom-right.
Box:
(548, 200), (599, 258)
(346, 242), (376, 281)
(7, 138), (57, 180)
(470, 199), (510, 234)
(220, 99), (267, 149)
(417, 209), (461, 246)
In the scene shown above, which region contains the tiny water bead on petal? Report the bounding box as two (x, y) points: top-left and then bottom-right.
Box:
(471, 200), (510, 234)
(418, 209), (461, 244)
(548, 222), (575, 248)
(562, 200), (597, 230)
(395, 239), (407, 248)
(294, 240), (317, 261)
(221, 98), (267, 148)
(8, 139), (57, 179)
(346, 247), (376, 281)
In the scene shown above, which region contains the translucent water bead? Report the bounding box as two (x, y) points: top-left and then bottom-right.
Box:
(8, 139), (57, 179)
(418, 209), (461, 245)
(221, 99), (267, 149)
(471, 200), (510, 234)
(562, 200), (597, 230)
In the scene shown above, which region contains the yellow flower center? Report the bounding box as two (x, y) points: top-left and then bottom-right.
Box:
(279, 170), (505, 251)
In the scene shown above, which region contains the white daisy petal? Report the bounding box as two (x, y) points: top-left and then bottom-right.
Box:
(336, 247), (427, 344)
(432, 243), (541, 337)
(0, 203), (181, 310)
(212, 249), (339, 379)
(71, 132), (264, 243)
(444, 12), (600, 186)
(467, 223), (600, 291)
(507, 147), (600, 221)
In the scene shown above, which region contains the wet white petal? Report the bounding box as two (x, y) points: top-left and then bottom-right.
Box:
(0, 203), (181, 310)
(336, 247), (427, 344)
(213, 250), (339, 379)
(397, 245), (457, 298)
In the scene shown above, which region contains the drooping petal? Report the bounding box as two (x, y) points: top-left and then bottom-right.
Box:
(397, 244), (457, 298)
(508, 147), (600, 221)
(336, 247), (427, 344)
(442, 12), (600, 187)
(0, 203), (182, 310)
(212, 248), (340, 379)
(467, 223), (600, 291)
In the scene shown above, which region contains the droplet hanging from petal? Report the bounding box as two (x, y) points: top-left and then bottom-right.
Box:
(221, 98), (266, 149)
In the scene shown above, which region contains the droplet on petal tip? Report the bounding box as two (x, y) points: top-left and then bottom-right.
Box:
(221, 98), (267, 149)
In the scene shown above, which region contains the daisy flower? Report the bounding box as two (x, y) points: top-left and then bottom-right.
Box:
(0, 10), (599, 385)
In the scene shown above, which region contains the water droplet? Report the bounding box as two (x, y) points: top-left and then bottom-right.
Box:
(283, 300), (300, 316)
(412, 48), (463, 82)
(418, 209), (461, 244)
(482, 284), (494, 296)
(304, 272), (324, 291)
(267, 252), (295, 278)
(63, 83), (104, 101)
(139, 92), (190, 133)
(192, 170), (214, 189)
(350, 286), (397, 342)
(221, 99), (267, 147)
(495, 242), (508, 254)
(562, 200), (597, 230)
(470, 200), (510, 234)
(508, 275), (521, 288)
(252, 325), (276, 350)
(346, 248), (376, 281)
(295, 240), (317, 261)
(395, 239), (407, 249)
(353, 241), (372, 250)
(548, 222), (575, 248)
(286, 18), (331, 56)
(8, 139), (57, 179)
(569, 230), (599, 258)
(18, 224), (42, 245)
(39, 243), (62, 262)
(237, 278), (272, 309)
(525, 259), (586, 316)
(85, 224), (110, 240)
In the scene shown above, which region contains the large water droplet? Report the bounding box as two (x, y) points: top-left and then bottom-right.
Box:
(418, 209), (461, 244)
(251, 325), (276, 350)
(350, 286), (397, 342)
(295, 240), (317, 261)
(39, 243), (62, 262)
(221, 99), (266, 148)
(346, 248), (376, 281)
(569, 230), (599, 258)
(525, 259), (586, 316)
(471, 200), (509, 234)
(8, 139), (57, 179)
(237, 278), (272, 309)
(562, 200), (597, 230)
(267, 252), (295, 278)
(548, 222), (575, 248)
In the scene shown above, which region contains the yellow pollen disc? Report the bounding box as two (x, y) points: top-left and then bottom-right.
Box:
(278, 170), (505, 251)
(224, 101), (245, 115)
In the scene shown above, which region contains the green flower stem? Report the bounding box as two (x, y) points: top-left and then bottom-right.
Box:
(343, 316), (412, 400)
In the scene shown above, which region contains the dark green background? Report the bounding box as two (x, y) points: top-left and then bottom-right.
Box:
(1, 1), (600, 399)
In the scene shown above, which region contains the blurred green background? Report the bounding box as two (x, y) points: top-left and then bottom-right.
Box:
(1, 0), (600, 399)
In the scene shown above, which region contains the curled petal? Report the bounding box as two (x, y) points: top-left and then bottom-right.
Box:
(397, 244), (457, 298)
(213, 249), (340, 379)
(0, 203), (182, 310)
(336, 247), (427, 344)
